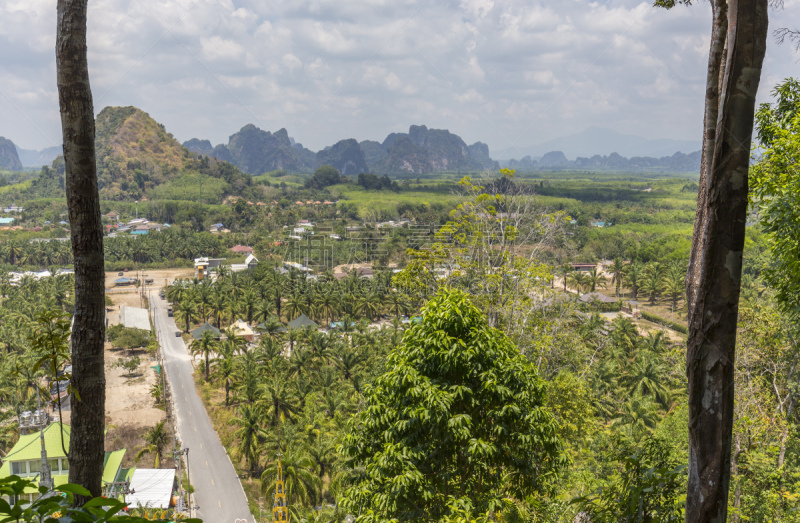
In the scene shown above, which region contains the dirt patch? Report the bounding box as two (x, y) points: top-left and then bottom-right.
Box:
(104, 268), (194, 293)
(105, 423), (176, 469)
(104, 269), (194, 430)
(105, 343), (165, 428)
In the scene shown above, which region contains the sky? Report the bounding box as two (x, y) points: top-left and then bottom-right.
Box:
(2, 0), (800, 158)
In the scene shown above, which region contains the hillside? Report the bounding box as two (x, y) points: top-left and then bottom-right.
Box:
(316, 139), (368, 175)
(94, 106), (254, 201)
(0, 137), (22, 171)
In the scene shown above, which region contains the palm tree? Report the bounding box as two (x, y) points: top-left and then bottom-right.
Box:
(358, 292), (383, 321)
(253, 299), (275, 324)
(195, 282), (212, 321)
(332, 344), (366, 382)
(567, 271), (588, 293)
(556, 264), (573, 292)
(288, 347), (313, 379)
(610, 316), (639, 360)
(611, 393), (659, 438)
(233, 356), (261, 405)
(258, 376), (300, 426)
(222, 327), (247, 356)
(663, 266), (685, 312)
(258, 317), (285, 340)
(587, 267), (607, 292)
(229, 404), (266, 476)
(640, 267), (663, 305)
(622, 351), (671, 409)
(305, 436), (337, 504)
(284, 293), (308, 321)
(135, 421), (169, 468)
(261, 450), (320, 508)
(210, 290), (228, 328)
(623, 262), (643, 300)
(610, 258), (625, 297)
(212, 347), (236, 405)
(305, 331), (332, 366)
(174, 299), (198, 333)
(191, 330), (217, 381)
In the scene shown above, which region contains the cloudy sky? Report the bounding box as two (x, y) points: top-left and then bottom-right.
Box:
(2, 0), (800, 158)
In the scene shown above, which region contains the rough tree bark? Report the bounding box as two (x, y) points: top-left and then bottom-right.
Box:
(685, 0), (768, 521)
(56, 0), (106, 502)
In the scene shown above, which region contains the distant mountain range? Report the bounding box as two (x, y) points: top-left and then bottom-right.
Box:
(15, 145), (63, 168)
(184, 124), (497, 176)
(2, 109), (701, 178)
(505, 150), (701, 173)
(494, 126), (700, 161)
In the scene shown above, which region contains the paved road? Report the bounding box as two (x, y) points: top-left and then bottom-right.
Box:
(149, 291), (254, 523)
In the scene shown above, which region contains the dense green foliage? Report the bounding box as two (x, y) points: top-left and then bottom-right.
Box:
(0, 475), (197, 522)
(305, 165), (345, 190)
(753, 78), (800, 324)
(340, 289), (565, 521)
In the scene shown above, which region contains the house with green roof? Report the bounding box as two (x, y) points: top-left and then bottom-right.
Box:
(0, 424), (126, 503)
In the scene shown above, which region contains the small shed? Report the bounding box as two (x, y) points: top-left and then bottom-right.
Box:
(288, 314), (317, 330)
(191, 322), (221, 340)
(114, 277), (137, 287)
(232, 319), (255, 342)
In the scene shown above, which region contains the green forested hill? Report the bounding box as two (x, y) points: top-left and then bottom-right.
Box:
(0, 107), (258, 203)
(94, 106), (254, 201)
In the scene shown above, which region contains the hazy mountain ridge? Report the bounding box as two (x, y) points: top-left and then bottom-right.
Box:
(186, 123), (498, 176)
(5, 108), (702, 183)
(496, 126), (700, 161)
(14, 144), (62, 168)
(504, 150), (701, 172)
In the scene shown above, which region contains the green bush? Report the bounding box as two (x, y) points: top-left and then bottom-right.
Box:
(0, 475), (200, 522)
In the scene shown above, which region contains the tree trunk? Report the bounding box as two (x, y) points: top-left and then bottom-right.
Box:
(685, 0), (768, 521)
(732, 432), (742, 523)
(57, 0), (106, 503)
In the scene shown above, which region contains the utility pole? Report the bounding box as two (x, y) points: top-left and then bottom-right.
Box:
(185, 448), (192, 518)
(36, 386), (54, 492)
(173, 447), (191, 517)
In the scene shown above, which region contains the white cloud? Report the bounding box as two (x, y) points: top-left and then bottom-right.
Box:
(3, 0), (800, 154)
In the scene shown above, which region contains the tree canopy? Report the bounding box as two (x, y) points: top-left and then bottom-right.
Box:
(304, 165), (343, 190)
(340, 288), (565, 522)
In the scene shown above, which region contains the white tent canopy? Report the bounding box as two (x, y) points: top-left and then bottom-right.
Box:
(126, 469), (176, 509)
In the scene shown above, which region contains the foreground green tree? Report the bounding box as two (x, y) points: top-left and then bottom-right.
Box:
(752, 78), (800, 326)
(57, 0), (106, 501)
(340, 288), (565, 521)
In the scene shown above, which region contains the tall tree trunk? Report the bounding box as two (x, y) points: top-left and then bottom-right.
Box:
(56, 0), (106, 503)
(732, 432), (742, 523)
(685, 0), (768, 521)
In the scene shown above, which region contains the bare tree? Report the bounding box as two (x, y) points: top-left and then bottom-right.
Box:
(56, 0), (106, 502)
(657, 0), (769, 520)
